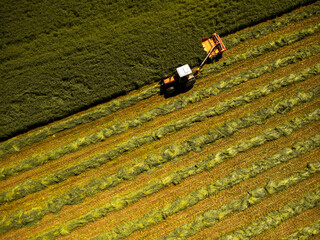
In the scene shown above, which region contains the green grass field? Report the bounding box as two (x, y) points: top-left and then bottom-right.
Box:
(0, 0), (317, 140)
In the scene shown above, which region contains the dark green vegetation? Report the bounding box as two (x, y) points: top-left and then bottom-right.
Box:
(0, 0), (317, 140)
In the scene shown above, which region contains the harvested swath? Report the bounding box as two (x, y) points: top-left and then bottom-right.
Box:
(2, 105), (318, 234)
(1, 43), (319, 183)
(1, 2), (319, 158)
(218, 187), (320, 240)
(93, 137), (320, 240)
(1, 73), (319, 206)
(30, 108), (320, 239)
(282, 220), (320, 240)
(160, 163), (320, 240)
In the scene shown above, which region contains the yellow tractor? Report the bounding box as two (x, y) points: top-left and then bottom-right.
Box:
(160, 33), (226, 96)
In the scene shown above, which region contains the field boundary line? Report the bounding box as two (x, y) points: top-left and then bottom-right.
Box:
(0, 2), (319, 158)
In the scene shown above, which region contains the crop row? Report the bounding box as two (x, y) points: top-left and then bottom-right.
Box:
(283, 220), (320, 240)
(1, 61), (319, 205)
(2, 104), (319, 235)
(1, 3), (319, 158)
(203, 22), (320, 75)
(94, 136), (320, 240)
(218, 187), (320, 240)
(1, 41), (319, 182)
(161, 163), (320, 240)
(30, 101), (320, 239)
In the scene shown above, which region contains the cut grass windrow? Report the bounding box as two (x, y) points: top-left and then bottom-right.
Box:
(30, 100), (320, 239)
(2, 105), (319, 234)
(203, 22), (320, 75)
(217, 187), (320, 240)
(160, 163), (320, 240)
(94, 136), (320, 240)
(282, 220), (320, 240)
(1, 60), (319, 206)
(0, 2), (318, 158)
(1, 41), (319, 183)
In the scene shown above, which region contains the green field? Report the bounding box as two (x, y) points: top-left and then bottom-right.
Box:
(0, 0), (317, 140)
(0, 1), (320, 240)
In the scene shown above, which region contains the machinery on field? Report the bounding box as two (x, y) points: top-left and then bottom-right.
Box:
(160, 33), (226, 96)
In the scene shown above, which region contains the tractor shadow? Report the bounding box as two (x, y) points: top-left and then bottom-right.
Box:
(159, 83), (195, 99)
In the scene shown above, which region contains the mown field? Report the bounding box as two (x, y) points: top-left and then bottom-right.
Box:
(0, 2), (320, 240)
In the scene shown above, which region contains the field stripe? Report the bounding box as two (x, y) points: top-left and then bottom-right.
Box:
(30, 93), (320, 239)
(2, 103), (318, 234)
(160, 164), (320, 240)
(0, 2), (318, 158)
(217, 187), (320, 240)
(1, 41), (319, 186)
(0, 56), (319, 206)
(94, 136), (320, 240)
(282, 220), (320, 240)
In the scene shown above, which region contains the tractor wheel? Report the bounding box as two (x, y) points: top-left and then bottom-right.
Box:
(166, 86), (176, 95)
(185, 79), (195, 89)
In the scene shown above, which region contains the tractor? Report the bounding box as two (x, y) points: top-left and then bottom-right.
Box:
(160, 33), (226, 96)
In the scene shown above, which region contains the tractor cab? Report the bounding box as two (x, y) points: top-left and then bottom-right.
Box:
(160, 64), (195, 95)
(160, 33), (226, 96)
